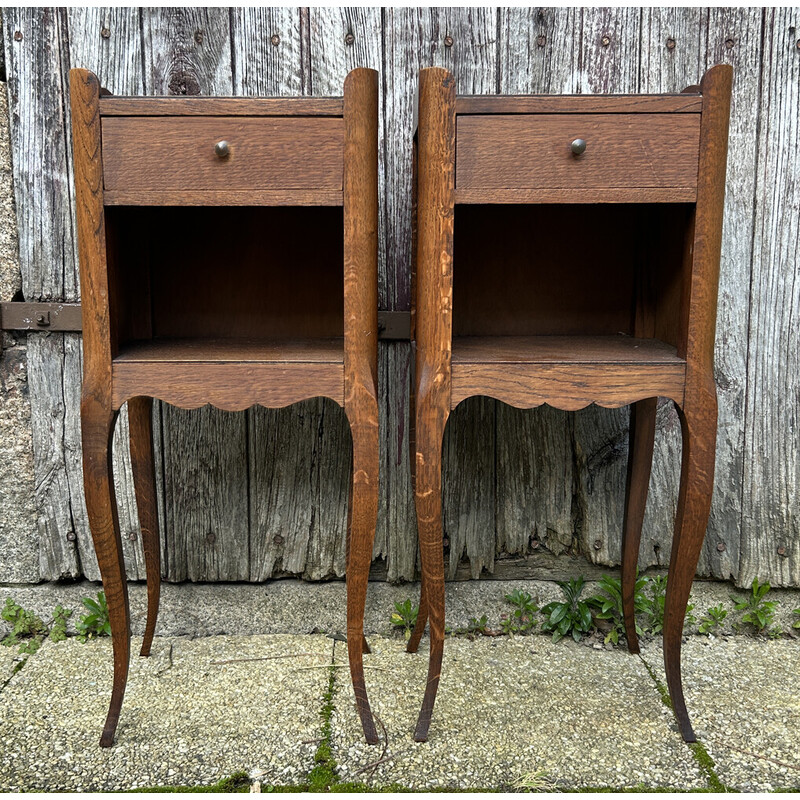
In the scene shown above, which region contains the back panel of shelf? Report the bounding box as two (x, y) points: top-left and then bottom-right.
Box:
(105, 205), (344, 353)
(452, 203), (694, 350)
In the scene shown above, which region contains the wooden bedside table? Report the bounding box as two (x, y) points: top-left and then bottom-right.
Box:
(70, 68), (381, 746)
(408, 65), (732, 743)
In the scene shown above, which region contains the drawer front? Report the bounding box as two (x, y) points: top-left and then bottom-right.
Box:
(101, 116), (344, 193)
(456, 114), (700, 190)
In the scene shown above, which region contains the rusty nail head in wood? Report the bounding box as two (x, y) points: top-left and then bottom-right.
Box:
(444, 35), (454, 47)
(593, 539), (602, 550)
(36, 312), (50, 327)
(101, 27), (110, 39)
(66, 531), (77, 542)
(271, 34), (280, 46)
(345, 32), (355, 45)
(725, 38), (735, 49)
(666, 37), (676, 50)
(531, 539), (540, 549)
(536, 34), (546, 47)
(778, 546), (787, 556)
(128, 531), (136, 541)
(194, 30), (204, 45)
(13, 31), (22, 42)
(206, 531), (216, 545)
(273, 534), (284, 545)
(796, 39), (800, 50)
(716, 542), (726, 552)
(601, 34), (611, 47)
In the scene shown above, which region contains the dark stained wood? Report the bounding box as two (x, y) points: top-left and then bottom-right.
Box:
(103, 189), (343, 207)
(456, 94), (703, 114)
(127, 396), (160, 657)
(101, 116), (344, 193)
(456, 114), (701, 191)
(408, 67), (455, 743)
(663, 63), (732, 744)
(621, 397), (657, 653)
(69, 67), (130, 748)
(112, 363), (345, 411)
(455, 187), (697, 204)
(72, 65), (380, 746)
(99, 96), (343, 116)
(411, 64), (731, 744)
(342, 67), (380, 745)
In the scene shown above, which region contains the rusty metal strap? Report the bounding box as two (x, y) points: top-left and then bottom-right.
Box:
(0, 302), (83, 331)
(1, 302), (411, 340)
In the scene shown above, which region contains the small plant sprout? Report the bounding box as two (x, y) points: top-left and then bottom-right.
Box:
(641, 574), (668, 635)
(76, 591), (112, 642)
(500, 589), (539, 636)
(467, 614), (490, 636)
(587, 573), (647, 645)
(1, 599), (73, 655)
(390, 599), (418, 642)
(793, 609), (800, 630)
(730, 578), (777, 634)
(540, 577), (593, 643)
(698, 604), (727, 635)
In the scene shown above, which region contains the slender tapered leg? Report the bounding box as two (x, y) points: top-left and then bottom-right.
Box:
(621, 397), (658, 653)
(412, 410), (448, 743)
(407, 571), (428, 653)
(663, 393), (717, 742)
(345, 405), (380, 744)
(128, 396), (161, 658)
(82, 404), (130, 747)
(406, 384), (429, 654)
(345, 467), (371, 657)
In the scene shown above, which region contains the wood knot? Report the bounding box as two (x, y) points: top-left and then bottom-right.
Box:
(168, 73), (201, 96)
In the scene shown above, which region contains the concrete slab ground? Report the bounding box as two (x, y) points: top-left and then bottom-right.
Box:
(0, 635), (331, 791)
(640, 636), (800, 792)
(331, 636), (706, 791)
(0, 618), (799, 790)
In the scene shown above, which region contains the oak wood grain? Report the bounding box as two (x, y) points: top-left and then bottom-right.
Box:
(456, 114), (701, 190)
(456, 94), (702, 114)
(99, 96), (343, 116)
(102, 117), (344, 193)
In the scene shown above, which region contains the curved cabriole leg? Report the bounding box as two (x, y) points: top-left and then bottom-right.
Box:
(345, 405), (380, 745)
(345, 471), (371, 656)
(128, 396), (161, 658)
(412, 412), (447, 743)
(663, 393), (717, 742)
(82, 403), (130, 747)
(406, 364), (429, 654)
(406, 571), (428, 653)
(621, 397), (657, 653)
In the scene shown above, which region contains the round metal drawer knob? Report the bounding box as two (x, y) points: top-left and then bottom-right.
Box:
(570, 138), (587, 156)
(215, 140), (230, 158)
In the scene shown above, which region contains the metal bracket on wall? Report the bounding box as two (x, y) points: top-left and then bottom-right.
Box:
(0, 302), (411, 340)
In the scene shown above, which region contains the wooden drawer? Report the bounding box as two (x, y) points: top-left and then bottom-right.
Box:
(456, 113), (700, 191)
(101, 116), (344, 194)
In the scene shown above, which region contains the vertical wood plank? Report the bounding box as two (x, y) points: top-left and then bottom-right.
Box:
(4, 9), (78, 578)
(140, 8), (249, 582)
(231, 7), (326, 582)
(386, 8), (498, 580)
(67, 7), (148, 581)
(495, 8), (578, 565)
(305, 8), (382, 580)
(632, 9), (705, 577)
(741, 7), (800, 587)
(699, 7), (765, 583)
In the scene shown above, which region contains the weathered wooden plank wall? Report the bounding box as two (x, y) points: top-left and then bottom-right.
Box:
(2, 8), (798, 588)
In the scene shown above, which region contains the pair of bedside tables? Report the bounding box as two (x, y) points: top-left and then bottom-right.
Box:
(71, 64), (731, 747)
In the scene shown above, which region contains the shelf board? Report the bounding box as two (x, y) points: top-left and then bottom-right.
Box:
(111, 338), (344, 411)
(452, 335), (683, 365)
(114, 337), (344, 364)
(450, 335), (686, 410)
